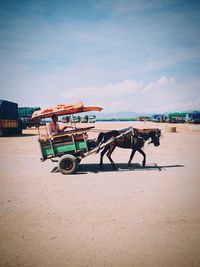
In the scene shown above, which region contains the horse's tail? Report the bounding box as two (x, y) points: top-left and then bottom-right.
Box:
(97, 132), (105, 145)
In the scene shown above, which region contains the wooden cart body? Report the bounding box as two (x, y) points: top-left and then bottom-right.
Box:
(39, 130), (89, 161)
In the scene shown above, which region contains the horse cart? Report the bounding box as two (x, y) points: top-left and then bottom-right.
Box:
(32, 102), (136, 174)
(32, 102), (162, 174)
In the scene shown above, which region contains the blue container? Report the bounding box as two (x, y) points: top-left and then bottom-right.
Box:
(18, 107), (40, 118)
(0, 100), (18, 120)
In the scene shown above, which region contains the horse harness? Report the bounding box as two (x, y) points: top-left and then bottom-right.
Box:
(119, 127), (145, 148)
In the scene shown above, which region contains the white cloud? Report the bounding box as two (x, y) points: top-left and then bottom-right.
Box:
(140, 97), (200, 114)
(63, 79), (143, 101)
(63, 76), (173, 102)
(142, 76), (174, 93)
(161, 97), (200, 112)
(59, 76), (179, 113)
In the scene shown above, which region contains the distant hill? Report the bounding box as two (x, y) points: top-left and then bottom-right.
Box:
(88, 110), (200, 120)
(96, 111), (150, 119)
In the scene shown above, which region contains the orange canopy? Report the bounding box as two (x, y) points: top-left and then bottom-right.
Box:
(32, 101), (103, 119)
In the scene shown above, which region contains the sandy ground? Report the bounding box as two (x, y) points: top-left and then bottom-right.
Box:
(0, 122), (200, 267)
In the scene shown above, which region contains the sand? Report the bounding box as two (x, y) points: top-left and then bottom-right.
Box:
(0, 122), (200, 267)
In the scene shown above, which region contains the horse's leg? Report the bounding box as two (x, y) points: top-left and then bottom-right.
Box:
(128, 148), (136, 168)
(106, 144), (117, 169)
(100, 146), (109, 169)
(137, 148), (146, 167)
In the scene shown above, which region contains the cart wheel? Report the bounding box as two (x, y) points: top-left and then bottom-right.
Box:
(58, 154), (78, 174)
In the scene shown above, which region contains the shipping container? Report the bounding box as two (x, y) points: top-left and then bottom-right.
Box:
(18, 107), (40, 118)
(0, 99), (18, 120)
(151, 114), (165, 122)
(18, 106), (41, 128)
(80, 115), (88, 123)
(88, 115), (96, 123)
(165, 112), (187, 123)
(186, 112), (200, 124)
(138, 116), (151, 121)
(0, 100), (23, 136)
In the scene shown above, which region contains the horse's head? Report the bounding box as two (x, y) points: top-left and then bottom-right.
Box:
(150, 129), (161, 146)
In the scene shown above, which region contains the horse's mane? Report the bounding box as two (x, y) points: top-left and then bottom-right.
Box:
(133, 128), (161, 140)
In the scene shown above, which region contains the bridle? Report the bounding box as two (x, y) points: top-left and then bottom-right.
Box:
(149, 129), (161, 146)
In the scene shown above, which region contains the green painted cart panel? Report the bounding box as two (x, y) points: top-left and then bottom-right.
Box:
(41, 140), (88, 157)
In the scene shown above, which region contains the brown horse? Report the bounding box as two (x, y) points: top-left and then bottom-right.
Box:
(97, 128), (161, 169)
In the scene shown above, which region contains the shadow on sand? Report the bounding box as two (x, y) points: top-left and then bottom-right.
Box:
(16, 133), (38, 137)
(0, 133), (38, 138)
(51, 163), (184, 175)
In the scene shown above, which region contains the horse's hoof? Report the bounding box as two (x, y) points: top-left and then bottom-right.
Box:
(142, 163), (146, 167)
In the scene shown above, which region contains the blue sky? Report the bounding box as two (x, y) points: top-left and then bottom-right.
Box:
(0, 0), (200, 114)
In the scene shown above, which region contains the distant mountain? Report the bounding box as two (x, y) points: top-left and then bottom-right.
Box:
(89, 109), (200, 120)
(96, 111), (150, 119)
